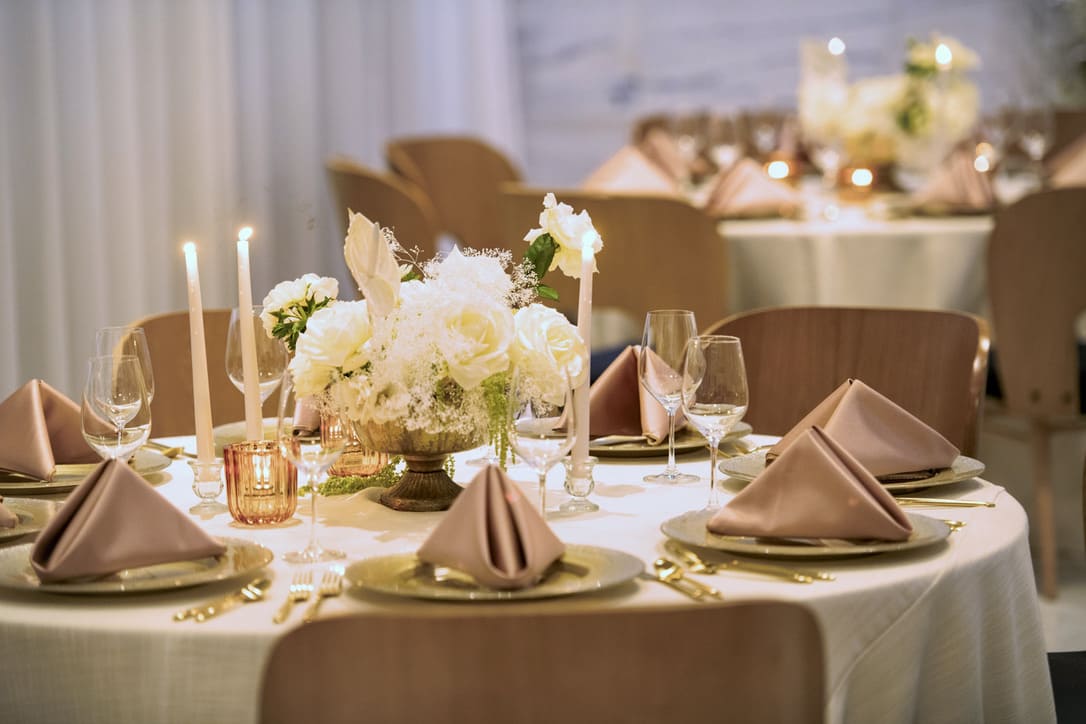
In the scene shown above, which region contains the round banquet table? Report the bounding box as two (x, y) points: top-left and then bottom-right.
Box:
(0, 433), (1055, 724)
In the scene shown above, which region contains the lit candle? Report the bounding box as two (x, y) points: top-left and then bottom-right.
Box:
(935, 43), (952, 71)
(827, 36), (846, 56)
(182, 241), (214, 463)
(572, 230), (597, 471)
(235, 226), (262, 441)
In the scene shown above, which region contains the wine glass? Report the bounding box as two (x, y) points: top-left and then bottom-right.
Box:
(507, 373), (576, 516)
(226, 306), (289, 404)
(81, 354), (151, 461)
(639, 310), (698, 484)
(95, 326), (154, 405)
(276, 369), (346, 563)
(681, 335), (748, 510)
(707, 112), (744, 173)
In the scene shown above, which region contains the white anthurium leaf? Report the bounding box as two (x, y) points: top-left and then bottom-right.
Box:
(344, 210), (400, 320)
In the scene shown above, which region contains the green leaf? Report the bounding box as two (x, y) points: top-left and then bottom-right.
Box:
(525, 233), (557, 280)
(401, 268), (422, 282)
(536, 284), (559, 301)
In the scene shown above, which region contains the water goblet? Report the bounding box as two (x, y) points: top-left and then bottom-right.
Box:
(507, 374), (575, 516)
(226, 306), (289, 405)
(681, 335), (748, 510)
(277, 370), (346, 563)
(95, 326), (154, 405)
(81, 354), (151, 461)
(639, 310), (699, 484)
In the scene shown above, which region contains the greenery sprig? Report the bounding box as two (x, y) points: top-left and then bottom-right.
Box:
(524, 232), (559, 301)
(300, 454), (456, 496)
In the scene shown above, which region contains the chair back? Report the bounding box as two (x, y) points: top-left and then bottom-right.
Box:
(259, 601), (824, 724)
(499, 186), (729, 329)
(386, 136), (521, 250)
(988, 188), (1086, 420)
(703, 306), (989, 455)
(326, 156), (440, 260)
(1050, 108), (1086, 161)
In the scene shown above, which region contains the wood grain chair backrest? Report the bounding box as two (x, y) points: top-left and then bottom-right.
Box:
(326, 156), (440, 260)
(131, 309), (272, 437)
(386, 136), (522, 250)
(703, 307), (989, 455)
(259, 601), (824, 724)
(987, 188), (1086, 421)
(498, 186), (729, 329)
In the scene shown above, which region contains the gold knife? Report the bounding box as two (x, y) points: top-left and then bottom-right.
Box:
(665, 540), (825, 583)
(895, 497), (995, 508)
(173, 578), (271, 622)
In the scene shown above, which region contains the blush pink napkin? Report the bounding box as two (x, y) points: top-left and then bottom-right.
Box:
(582, 146), (680, 195)
(767, 379), (959, 479)
(1048, 133), (1086, 188)
(30, 459), (226, 583)
(0, 380), (99, 480)
(417, 465), (565, 590)
(589, 346), (682, 445)
(638, 128), (690, 182)
(0, 496), (17, 529)
(911, 150), (995, 212)
(709, 426), (913, 541)
(702, 158), (800, 218)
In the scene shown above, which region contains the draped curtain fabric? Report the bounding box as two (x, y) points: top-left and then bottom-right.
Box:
(0, 0), (524, 399)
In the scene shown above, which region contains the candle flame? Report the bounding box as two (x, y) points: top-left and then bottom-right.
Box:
(973, 155), (991, 173)
(827, 37), (846, 56)
(934, 43), (952, 68)
(182, 241), (197, 255)
(766, 160), (790, 179)
(238, 227), (254, 243)
(850, 168), (874, 187)
(581, 230), (597, 258)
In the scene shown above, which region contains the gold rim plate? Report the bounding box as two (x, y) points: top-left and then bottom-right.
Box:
(0, 448), (172, 495)
(592, 421), (753, 458)
(0, 498), (57, 543)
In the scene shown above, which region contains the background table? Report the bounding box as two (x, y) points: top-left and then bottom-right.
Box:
(0, 434), (1054, 724)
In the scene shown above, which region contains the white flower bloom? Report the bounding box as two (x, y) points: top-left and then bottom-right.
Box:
(260, 273), (339, 337)
(289, 300), (372, 397)
(344, 211), (401, 321)
(510, 304), (588, 403)
(435, 298), (515, 390)
(523, 193), (603, 279)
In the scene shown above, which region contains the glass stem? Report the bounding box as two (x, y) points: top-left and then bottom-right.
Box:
(308, 468), (319, 551)
(665, 409), (678, 475)
(708, 439), (721, 509)
(538, 472), (547, 516)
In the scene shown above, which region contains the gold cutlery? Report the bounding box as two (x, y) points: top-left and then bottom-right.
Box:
(144, 440), (195, 459)
(896, 497), (995, 508)
(639, 571), (705, 601)
(302, 571), (344, 623)
(653, 559), (723, 600)
(173, 577), (271, 622)
(941, 519), (967, 532)
(272, 571), (312, 624)
(664, 540), (830, 583)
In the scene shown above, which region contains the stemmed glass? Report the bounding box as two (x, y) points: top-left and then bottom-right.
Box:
(507, 373), (576, 516)
(639, 310), (698, 484)
(276, 369), (346, 563)
(95, 326), (154, 406)
(81, 354), (152, 461)
(226, 306), (289, 406)
(1014, 106), (1053, 182)
(681, 335), (748, 510)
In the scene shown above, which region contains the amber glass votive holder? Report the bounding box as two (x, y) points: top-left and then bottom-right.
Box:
(224, 440), (297, 525)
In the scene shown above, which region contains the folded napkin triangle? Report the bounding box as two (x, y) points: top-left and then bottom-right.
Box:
(911, 150), (994, 212)
(637, 128), (690, 182)
(767, 379), (958, 478)
(589, 346), (681, 444)
(582, 146), (679, 195)
(0, 379), (99, 480)
(31, 459), (226, 583)
(703, 158), (799, 218)
(709, 426), (913, 541)
(417, 465), (565, 590)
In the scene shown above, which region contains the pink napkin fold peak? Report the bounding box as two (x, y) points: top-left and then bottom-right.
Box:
(417, 465), (565, 590)
(709, 426), (913, 541)
(0, 380), (99, 480)
(637, 128), (690, 182)
(31, 459), (226, 583)
(702, 158), (800, 218)
(589, 346), (683, 445)
(582, 146), (679, 195)
(911, 150), (995, 212)
(767, 379), (959, 479)
(0, 497), (17, 529)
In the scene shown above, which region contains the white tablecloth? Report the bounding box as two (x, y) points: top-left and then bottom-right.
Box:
(720, 211), (993, 318)
(0, 434), (1054, 724)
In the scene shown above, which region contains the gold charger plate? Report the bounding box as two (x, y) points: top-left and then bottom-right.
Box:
(0, 537), (272, 594)
(591, 422), (753, 458)
(0, 448), (172, 496)
(0, 498), (57, 543)
(717, 451), (985, 493)
(661, 510), (950, 559)
(345, 544), (643, 601)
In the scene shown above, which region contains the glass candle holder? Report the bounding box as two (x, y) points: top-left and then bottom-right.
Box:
(224, 440), (297, 525)
(188, 458), (226, 514)
(561, 455), (599, 514)
(321, 411), (389, 478)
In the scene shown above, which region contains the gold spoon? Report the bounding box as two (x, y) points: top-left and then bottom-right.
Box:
(653, 559), (723, 600)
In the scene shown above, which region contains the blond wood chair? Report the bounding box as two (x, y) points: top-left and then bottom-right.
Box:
(132, 309), (276, 437)
(259, 602), (824, 724)
(326, 156), (440, 260)
(498, 186), (729, 329)
(986, 187), (1086, 597)
(702, 307), (989, 456)
(385, 136), (522, 250)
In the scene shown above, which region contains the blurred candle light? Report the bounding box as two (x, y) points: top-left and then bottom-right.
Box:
(766, 160), (791, 180)
(827, 36), (846, 56)
(850, 167), (874, 187)
(935, 43), (953, 70)
(572, 230), (597, 473)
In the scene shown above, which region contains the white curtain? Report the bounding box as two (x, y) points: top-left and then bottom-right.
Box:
(0, 0), (524, 399)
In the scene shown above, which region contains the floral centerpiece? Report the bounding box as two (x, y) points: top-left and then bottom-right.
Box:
(261, 193), (597, 511)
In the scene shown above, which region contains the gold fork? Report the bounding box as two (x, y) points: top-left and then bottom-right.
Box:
(272, 571), (312, 624)
(302, 571), (343, 623)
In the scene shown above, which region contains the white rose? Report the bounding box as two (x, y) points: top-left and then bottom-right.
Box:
(523, 193), (603, 279)
(260, 273), (338, 337)
(510, 304), (588, 402)
(344, 211), (400, 321)
(289, 300), (372, 396)
(436, 299), (514, 390)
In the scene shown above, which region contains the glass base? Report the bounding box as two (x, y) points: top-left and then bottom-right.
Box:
(643, 471), (699, 484)
(559, 498), (599, 514)
(284, 544), (345, 564)
(189, 500), (228, 515)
